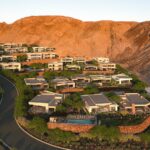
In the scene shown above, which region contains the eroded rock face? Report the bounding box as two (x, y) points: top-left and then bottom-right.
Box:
(0, 16), (149, 83)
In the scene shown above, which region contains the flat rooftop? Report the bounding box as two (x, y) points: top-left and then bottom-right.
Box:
(30, 92), (62, 106)
(126, 93), (150, 105)
(81, 94), (111, 106)
(24, 77), (47, 84)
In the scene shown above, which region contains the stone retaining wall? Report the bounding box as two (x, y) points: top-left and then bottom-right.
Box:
(47, 123), (95, 133)
(119, 116), (150, 134)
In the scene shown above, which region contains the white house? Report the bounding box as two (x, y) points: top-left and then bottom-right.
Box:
(119, 93), (150, 114)
(112, 73), (132, 85)
(89, 75), (112, 86)
(32, 47), (55, 53)
(99, 63), (116, 71)
(61, 57), (74, 64)
(65, 64), (81, 70)
(0, 62), (21, 71)
(4, 47), (28, 54)
(81, 93), (118, 113)
(28, 91), (63, 113)
(27, 52), (57, 61)
(51, 77), (75, 89)
(74, 57), (86, 63)
(94, 57), (110, 63)
(24, 77), (49, 90)
(48, 62), (63, 71)
(0, 55), (17, 62)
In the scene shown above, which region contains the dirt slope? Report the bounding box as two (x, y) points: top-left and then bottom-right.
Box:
(0, 16), (149, 83)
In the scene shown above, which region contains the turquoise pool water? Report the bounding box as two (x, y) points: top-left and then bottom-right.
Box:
(67, 119), (95, 125)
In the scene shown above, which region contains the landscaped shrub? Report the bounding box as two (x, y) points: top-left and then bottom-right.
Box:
(47, 128), (77, 142)
(89, 125), (120, 141)
(28, 117), (48, 134)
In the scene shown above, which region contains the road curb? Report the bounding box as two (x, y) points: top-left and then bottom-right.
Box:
(0, 74), (70, 150)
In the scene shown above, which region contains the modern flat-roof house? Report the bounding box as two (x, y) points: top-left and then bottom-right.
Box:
(74, 57), (86, 63)
(94, 57), (110, 63)
(51, 77), (75, 89)
(1, 43), (22, 49)
(0, 62), (21, 71)
(48, 62), (63, 71)
(32, 47), (48, 52)
(27, 52), (57, 61)
(112, 73), (132, 85)
(89, 75), (112, 86)
(99, 63), (116, 71)
(84, 65), (98, 71)
(71, 74), (91, 88)
(27, 53), (42, 60)
(65, 64), (81, 70)
(61, 57), (74, 64)
(0, 55), (17, 62)
(81, 93), (118, 113)
(28, 91), (63, 113)
(119, 93), (150, 114)
(24, 77), (49, 90)
(4, 47), (28, 54)
(32, 47), (55, 53)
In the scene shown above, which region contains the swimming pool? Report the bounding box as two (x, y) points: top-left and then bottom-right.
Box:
(67, 119), (95, 125)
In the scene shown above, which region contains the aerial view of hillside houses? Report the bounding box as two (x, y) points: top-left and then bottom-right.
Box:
(0, 42), (150, 149)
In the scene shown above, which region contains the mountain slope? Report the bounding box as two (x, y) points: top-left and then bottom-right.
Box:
(0, 16), (137, 57)
(0, 16), (149, 83)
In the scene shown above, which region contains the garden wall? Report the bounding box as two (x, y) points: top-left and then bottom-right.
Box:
(119, 116), (150, 134)
(47, 123), (95, 133)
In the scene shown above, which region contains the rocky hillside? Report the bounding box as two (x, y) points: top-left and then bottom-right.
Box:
(0, 16), (149, 83)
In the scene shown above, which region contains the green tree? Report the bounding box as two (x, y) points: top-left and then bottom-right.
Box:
(31, 63), (47, 69)
(83, 84), (99, 94)
(17, 55), (27, 62)
(56, 93), (84, 113)
(28, 46), (33, 52)
(105, 92), (121, 104)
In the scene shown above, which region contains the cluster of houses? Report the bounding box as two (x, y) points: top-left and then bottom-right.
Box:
(0, 43), (58, 71)
(27, 90), (150, 115)
(1, 43), (150, 116)
(48, 57), (116, 73)
(0, 43), (115, 74)
(23, 75), (150, 115)
(24, 73), (132, 92)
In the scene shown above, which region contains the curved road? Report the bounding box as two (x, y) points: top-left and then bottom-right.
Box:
(0, 75), (60, 150)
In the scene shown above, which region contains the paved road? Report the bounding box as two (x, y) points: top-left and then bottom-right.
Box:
(0, 75), (60, 150)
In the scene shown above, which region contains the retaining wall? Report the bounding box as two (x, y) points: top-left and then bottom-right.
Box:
(47, 123), (95, 133)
